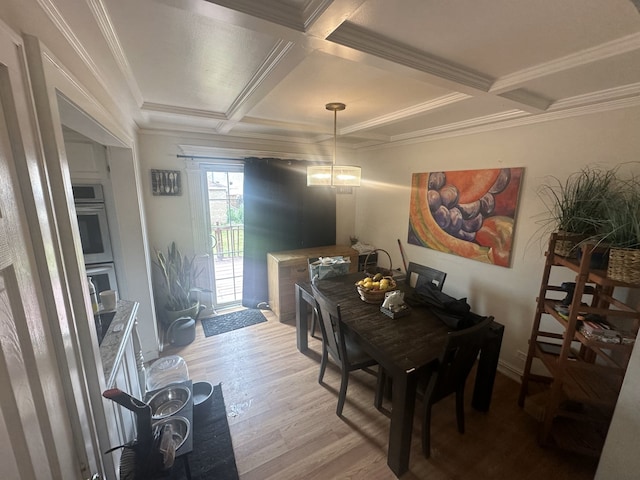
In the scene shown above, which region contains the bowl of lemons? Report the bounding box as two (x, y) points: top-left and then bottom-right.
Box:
(355, 273), (397, 304)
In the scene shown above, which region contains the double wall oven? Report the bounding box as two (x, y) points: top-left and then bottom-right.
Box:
(73, 184), (119, 340)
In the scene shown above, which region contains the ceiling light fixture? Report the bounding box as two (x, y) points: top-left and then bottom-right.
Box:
(307, 102), (361, 187)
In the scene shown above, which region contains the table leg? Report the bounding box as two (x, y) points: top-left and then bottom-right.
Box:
(295, 284), (309, 352)
(472, 321), (504, 411)
(387, 371), (417, 477)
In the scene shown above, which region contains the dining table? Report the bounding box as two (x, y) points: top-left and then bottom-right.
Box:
(296, 272), (504, 477)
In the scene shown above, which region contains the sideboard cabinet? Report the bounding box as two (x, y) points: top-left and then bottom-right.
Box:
(267, 245), (358, 322)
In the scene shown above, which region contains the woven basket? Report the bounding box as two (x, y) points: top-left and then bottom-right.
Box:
(356, 277), (397, 304)
(607, 247), (640, 284)
(364, 248), (394, 277)
(553, 232), (584, 259)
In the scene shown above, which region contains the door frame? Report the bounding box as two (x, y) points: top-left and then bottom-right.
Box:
(20, 32), (148, 478)
(202, 163), (245, 309)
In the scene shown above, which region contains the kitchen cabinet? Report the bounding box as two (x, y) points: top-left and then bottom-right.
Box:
(267, 245), (358, 322)
(99, 300), (143, 475)
(518, 233), (640, 457)
(64, 128), (109, 181)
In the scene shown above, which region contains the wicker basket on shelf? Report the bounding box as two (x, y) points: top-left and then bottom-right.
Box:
(553, 232), (584, 259)
(357, 249), (397, 304)
(607, 247), (640, 284)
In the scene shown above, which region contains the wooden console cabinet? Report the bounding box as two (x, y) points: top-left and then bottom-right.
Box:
(267, 245), (358, 322)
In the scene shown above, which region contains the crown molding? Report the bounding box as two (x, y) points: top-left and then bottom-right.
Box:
(391, 110), (528, 143)
(221, 39), (297, 133)
(491, 32), (640, 93)
(141, 102), (227, 121)
(327, 21), (493, 92)
(177, 143), (329, 162)
(205, 0), (305, 32)
(36, 0), (111, 94)
(142, 90), (640, 157)
(549, 82), (640, 110)
(342, 93), (470, 134)
(301, 0), (333, 30)
(363, 95), (640, 151)
(86, 0), (143, 105)
(498, 88), (552, 111)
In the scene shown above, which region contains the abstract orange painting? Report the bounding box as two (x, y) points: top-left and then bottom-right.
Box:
(408, 168), (524, 267)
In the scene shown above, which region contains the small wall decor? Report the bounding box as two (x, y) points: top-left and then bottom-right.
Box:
(408, 168), (524, 267)
(151, 169), (181, 196)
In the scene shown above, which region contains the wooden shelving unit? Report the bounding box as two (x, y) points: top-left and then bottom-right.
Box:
(518, 232), (640, 457)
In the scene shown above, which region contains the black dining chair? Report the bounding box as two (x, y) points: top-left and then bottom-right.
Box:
(406, 261), (447, 291)
(311, 283), (383, 416)
(308, 256), (350, 338)
(417, 315), (494, 458)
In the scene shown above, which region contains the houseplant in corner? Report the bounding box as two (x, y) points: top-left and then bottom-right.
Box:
(596, 178), (640, 283)
(155, 242), (205, 344)
(536, 165), (618, 257)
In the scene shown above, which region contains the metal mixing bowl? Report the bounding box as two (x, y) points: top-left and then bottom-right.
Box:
(152, 415), (190, 451)
(147, 384), (191, 420)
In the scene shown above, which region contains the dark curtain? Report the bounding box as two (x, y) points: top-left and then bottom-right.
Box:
(242, 158), (336, 308)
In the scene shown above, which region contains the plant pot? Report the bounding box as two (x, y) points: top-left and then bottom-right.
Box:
(166, 317), (196, 346)
(553, 232), (585, 259)
(164, 302), (201, 328)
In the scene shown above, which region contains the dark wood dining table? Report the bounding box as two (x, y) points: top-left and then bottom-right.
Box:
(295, 272), (503, 477)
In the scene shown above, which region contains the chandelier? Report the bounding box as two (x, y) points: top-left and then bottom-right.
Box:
(307, 103), (361, 187)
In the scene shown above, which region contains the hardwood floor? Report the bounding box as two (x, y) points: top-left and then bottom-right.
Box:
(162, 309), (598, 479)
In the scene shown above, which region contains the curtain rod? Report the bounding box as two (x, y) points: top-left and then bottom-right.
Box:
(176, 154), (245, 162)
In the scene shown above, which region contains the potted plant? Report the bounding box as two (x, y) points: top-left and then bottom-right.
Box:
(155, 242), (204, 325)
(594, 178), (640, 283)
(536, 165), (618, 257)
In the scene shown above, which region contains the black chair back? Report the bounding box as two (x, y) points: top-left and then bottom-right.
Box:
(419, 315), (494, 457)
(427, 316), (494, 403)
(406, 262), (446, 291)
(311, 283), (346, 365)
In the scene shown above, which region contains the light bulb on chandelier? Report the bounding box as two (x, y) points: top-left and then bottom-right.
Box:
(307, 103), (361, 187)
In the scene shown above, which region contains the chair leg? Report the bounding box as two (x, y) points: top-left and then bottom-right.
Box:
(456, 386), (465, 433)
(318, 343), (328, 384)
(336, 368), (349, 416)
(422, 402), (433, 458)
(374, 367), (385, 410)
(310, 307), (318, 338)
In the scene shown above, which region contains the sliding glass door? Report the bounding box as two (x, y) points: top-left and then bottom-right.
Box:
(203, 165), (244, 309)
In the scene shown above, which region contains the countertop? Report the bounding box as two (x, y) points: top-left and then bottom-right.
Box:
(99, 299), (139, 388)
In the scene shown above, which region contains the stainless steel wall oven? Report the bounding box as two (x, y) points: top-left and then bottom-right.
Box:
(73, 184), (113, 265)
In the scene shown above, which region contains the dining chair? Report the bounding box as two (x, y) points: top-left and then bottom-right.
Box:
(307, 256), (350, 338)
(406, 261), (447, 291)
(417, 315), (494, 458)
(311, 283), (383, 416)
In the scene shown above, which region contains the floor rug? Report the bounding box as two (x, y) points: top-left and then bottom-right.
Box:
(201, 309), (267, 337)
(172, 383), (239, 480)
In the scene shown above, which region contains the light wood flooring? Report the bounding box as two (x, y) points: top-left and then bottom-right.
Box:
(162, 309), (598, 479)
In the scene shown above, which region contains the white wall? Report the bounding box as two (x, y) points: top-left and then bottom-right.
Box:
(352, 106), (640, 376)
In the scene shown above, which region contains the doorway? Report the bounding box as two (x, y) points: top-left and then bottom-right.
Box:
(204, 166), (244, 309)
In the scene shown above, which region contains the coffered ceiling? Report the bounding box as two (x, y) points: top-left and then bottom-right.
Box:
(3, 0), (640, 151)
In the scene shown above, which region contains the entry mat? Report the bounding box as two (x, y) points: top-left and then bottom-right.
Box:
(201, 309), (267, 337)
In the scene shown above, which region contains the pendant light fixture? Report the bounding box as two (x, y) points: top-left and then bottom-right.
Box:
(307, 102), (361, 187)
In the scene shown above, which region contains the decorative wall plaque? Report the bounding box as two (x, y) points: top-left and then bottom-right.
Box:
(151, 169), (181, 196)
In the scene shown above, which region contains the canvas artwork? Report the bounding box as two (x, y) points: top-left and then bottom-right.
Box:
(408, 168), (524, 267)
